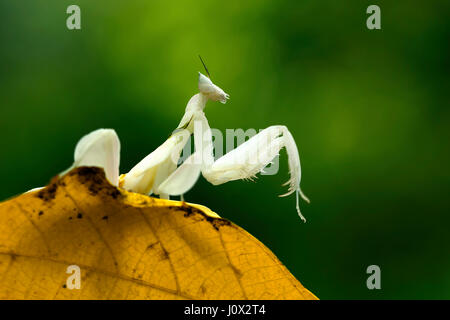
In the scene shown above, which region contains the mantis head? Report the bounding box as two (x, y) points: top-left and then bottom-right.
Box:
(198, 72), (229, 104)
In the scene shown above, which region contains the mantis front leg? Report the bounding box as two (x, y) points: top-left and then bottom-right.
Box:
(159, 113), (309, 221)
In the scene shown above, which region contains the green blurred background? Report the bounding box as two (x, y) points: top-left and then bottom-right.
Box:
(1, 0), (449, 299)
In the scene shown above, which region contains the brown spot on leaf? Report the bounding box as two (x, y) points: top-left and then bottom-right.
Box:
(71, 167), (123, 200)
(147, 242), (159, 250)
(230, 265), (243, 279)
(171, 204), (232, 231)
(36, 180), (58, 202)
(160, 246), (169, 260)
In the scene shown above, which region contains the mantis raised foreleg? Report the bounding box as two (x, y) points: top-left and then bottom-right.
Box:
(120, 72), (309, 221)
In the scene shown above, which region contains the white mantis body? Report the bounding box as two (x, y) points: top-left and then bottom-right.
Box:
(119, 72), (310, 221)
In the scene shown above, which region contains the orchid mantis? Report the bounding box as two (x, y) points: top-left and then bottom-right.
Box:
(59, 68), (309, 221)
(119, 70), (310, 221)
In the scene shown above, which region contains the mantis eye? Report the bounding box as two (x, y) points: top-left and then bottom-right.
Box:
(198, 72), (230, 104)
(198, 72), (215, 92)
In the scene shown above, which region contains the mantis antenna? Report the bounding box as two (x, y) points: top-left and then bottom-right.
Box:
(198, 55), (211, 79)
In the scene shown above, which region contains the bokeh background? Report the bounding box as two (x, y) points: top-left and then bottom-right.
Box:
(1, 0), (449, 299)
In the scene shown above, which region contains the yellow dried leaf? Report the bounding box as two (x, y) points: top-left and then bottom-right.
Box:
(0, 167), (317, 300)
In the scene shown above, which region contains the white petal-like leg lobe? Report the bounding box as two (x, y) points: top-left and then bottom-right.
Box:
(157, 152), (202, 196)
(121, 131), (188, 194)
(62, 128), (121, 186)
(121, 138), (174, 194)
(202, 126), (285, 185)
